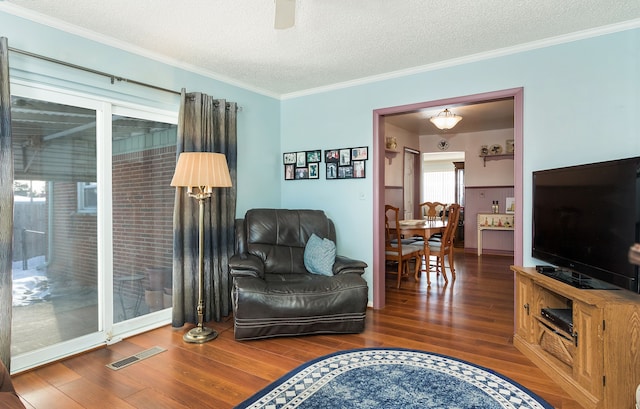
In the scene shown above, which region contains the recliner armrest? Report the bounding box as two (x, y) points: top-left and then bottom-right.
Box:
(333, 255), (367, 275)
(229, 253), (265, 279)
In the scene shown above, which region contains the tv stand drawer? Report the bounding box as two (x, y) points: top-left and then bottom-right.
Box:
(537, 320), (575, 367)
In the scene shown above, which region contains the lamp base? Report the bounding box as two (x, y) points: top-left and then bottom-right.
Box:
(183, 326), (218, 344)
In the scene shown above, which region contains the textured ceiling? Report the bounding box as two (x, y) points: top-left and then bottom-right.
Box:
(385, 99), (515, 136)
(2, 1), (640, 96)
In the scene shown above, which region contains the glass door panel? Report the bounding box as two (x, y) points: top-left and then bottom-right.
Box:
(111, 114), (177, 323)
(11, 96), (98, 355)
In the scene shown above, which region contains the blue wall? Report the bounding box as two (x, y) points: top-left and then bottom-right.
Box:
(281, 27), (640, 298)
(2, 9), (640, 301)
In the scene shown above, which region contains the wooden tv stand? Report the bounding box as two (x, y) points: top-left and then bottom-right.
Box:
(512, 266), (640, 409)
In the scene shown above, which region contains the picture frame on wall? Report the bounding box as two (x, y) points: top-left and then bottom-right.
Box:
(338, 166), (353, 179)
(309, 163), (319, 179)
(283, 152), (296, 165)
(506, 197), (515, 213)
(325, 146), (370, 180)
(286, 146), (369, 181)
(353, 161), (365, 178)
(296, 152), (306, 167)
(284, 164), (295, 180)
(326, 163), (337, 179)
(306, 150), (321, 163)
(284, 149), (324, 180)
(351, 147), (368, 161)
(339, 149), (351, 166)
(295, 167), (309, 179)
(325, 149), (339, 163)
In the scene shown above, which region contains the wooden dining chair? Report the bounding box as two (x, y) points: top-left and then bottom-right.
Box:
(419, 201), (447, 241)
(419, 201), (447, 221)
(423, 203), (461, 283)
(384, 205), (423, 288)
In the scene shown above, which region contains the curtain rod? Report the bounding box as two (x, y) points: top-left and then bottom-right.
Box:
(9, 46), (181, 95)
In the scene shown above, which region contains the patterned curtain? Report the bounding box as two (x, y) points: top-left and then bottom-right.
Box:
(172, 90), (237, 326)
(0, 37), (14, 370)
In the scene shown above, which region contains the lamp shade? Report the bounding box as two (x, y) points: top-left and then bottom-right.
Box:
(429, 109), (463, 130)
(170, 152), (232, 188)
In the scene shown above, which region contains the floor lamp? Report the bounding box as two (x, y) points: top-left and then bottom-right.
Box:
(171, 152), (232, 343)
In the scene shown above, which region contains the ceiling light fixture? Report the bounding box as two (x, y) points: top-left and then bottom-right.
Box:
(429, 109), (463, 130)
(274, 0), (296, 29)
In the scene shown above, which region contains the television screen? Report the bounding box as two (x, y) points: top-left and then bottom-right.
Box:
(532, 156), (640, 293)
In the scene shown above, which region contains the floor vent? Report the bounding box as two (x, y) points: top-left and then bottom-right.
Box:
(106, 346), (166, 370)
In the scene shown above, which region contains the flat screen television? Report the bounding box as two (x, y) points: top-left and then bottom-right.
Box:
(532, 156), (640, 294)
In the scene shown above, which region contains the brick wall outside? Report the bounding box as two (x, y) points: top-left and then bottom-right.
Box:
(112, 146), (176, 290)
(49, 146), (176, 290)
(49, 183), (98, 286)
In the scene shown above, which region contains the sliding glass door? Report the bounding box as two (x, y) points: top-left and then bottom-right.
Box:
(10, 84), (177, 372)
(11, 94), (99, 360)
(111, 109), (177, 324)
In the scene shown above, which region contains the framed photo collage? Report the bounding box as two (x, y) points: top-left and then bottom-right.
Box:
(284, 147), (368, 181)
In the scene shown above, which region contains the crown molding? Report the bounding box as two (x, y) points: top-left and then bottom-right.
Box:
(2, 3), (639, 101)
(280, 18), (640, 100)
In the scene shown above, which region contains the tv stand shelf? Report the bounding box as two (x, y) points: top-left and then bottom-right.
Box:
(536, 267), (619, 290)
(511, 266), (640, 409)
(512, 266), (640, 409)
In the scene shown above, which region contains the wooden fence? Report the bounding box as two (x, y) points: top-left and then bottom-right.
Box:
(13, 201), (47, 267)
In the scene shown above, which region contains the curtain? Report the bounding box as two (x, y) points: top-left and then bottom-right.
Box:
(0, 37), (14, 370)
(172, 90), (237, 326)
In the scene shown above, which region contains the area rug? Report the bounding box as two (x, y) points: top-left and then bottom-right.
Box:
(235, 348), (552, 409)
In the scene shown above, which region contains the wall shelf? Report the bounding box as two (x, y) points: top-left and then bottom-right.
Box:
(479, 153), (514, 167)
(385, 149), (399, 164)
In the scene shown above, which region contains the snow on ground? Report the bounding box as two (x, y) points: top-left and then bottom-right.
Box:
(12, 255), (50, 307)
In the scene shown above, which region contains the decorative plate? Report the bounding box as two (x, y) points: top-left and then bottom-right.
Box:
(506, 139), (515, 154)
(490, 144), (503, 155)
(437, 139), (449, 151)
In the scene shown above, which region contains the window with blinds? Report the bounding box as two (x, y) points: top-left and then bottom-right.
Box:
(422, 158), (456, 204)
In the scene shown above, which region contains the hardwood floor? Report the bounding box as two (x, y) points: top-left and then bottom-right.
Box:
(12, 251), (583, 408)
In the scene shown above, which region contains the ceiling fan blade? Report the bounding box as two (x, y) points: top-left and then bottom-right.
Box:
(274, 0), (296, 29)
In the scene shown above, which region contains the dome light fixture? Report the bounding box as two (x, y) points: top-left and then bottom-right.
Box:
(429, 108), (463, 130)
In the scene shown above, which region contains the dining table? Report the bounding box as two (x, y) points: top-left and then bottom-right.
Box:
(398, 219), (446, 240)
(397, 219), (447, 281)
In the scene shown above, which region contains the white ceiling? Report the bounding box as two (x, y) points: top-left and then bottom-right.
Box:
(385, 99), (514, 136)
(2, 1), (640, 97)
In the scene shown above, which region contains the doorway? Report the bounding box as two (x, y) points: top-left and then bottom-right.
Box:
(372, 88), (524, 308)
(403, 148), (420, 220)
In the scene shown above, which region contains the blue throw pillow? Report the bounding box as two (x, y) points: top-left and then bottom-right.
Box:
(304, 233), (336, 276)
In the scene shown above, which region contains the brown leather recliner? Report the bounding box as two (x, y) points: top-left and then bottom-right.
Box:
(228, 209), (368, 340)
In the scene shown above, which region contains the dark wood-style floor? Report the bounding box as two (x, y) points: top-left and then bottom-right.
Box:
(12, 251), (582, 408)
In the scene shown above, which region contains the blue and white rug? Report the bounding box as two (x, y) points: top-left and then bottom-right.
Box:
(235, 348), (552, 409)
